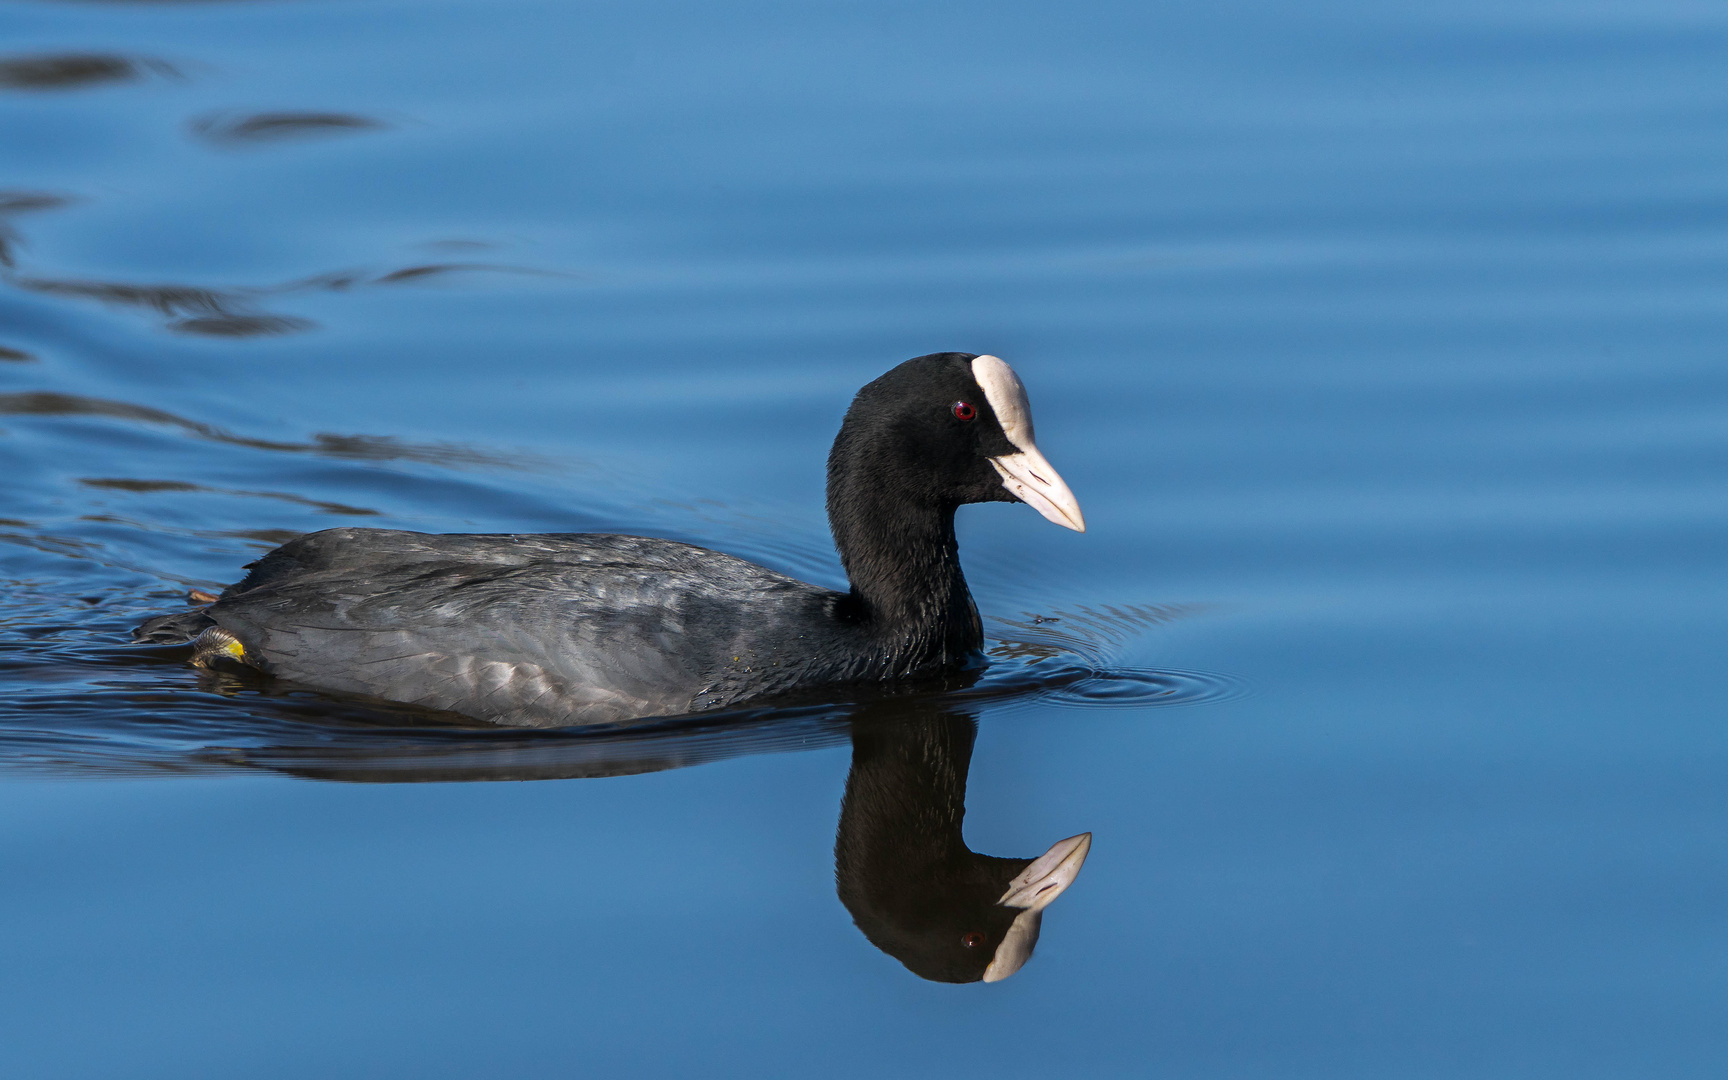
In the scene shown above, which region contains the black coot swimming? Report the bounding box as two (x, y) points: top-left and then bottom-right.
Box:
(134, 352), (1084, 726)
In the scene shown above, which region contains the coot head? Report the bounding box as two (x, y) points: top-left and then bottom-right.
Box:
(827, 352), (1084, 533)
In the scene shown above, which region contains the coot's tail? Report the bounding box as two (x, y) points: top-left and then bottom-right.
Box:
(132, 608), (217, 645)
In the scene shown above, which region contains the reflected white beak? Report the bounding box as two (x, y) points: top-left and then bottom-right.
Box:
(998, 832), (1092, 912)
(991, 448), (1086, 533)
(982, 833), (1092, 984)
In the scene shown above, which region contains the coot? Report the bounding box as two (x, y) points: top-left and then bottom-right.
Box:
(134, 352), (1084, 726)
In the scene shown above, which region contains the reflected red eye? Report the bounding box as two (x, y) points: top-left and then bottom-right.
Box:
(952, 401), (976, 421)
(961, 932), (985, 948)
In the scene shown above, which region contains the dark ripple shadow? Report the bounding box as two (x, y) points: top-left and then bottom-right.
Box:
(8, 262), (564, 337)
(189, 110), (385, 148)
(168, 313), (314, 337)
(8, 273), (321, 337)
(0, 391), (537, 470)
(0, 602), (1239, 782)
(0, 53), (178, 91)
(0, 187), (568, 335)
(0, 190), (75, 271)
(15, 276), (230, 314)
(0, 193), (70, 216)
(372, 263), (576, 286)
(79, 477), (380, 516)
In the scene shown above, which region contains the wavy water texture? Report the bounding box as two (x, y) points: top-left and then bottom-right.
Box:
(0, 391), (536, 469)
(0, 189), (564, 336)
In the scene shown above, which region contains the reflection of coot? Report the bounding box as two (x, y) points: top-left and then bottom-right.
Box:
(172, 693), (1091, 984)
(135, 354), (1085, 726)
(837, 703), (1090, 983)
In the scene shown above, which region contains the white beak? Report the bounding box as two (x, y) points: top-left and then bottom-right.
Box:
(990, 448), (1086, 533)
(971, 354), (1086, 533)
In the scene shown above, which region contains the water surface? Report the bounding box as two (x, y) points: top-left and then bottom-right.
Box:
(3, 0), (1727, 1076)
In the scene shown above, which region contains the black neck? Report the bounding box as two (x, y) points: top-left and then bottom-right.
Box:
(826, 465), (983, 670)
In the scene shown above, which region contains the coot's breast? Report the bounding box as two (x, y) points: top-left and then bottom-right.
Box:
(204, 528), (846, 726)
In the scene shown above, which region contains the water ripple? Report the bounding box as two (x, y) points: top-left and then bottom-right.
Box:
(0, 590), (1236, 782)
(189, 110), (386, 148)
(0, 391), (538, 470)
(0, 53), (178, 92)
(1038, 667), (1244, 710)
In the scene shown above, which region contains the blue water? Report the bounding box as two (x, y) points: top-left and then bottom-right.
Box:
(4, 0), (1728, 1075)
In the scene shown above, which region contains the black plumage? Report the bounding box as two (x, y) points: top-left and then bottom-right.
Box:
(133, 352), (1084, 726)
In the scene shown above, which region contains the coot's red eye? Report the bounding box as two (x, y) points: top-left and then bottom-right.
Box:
(961, 932), (985, 948)
(952, 401), (976, 421)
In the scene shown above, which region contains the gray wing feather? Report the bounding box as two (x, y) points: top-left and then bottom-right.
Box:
(206, 529), (832, 727)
